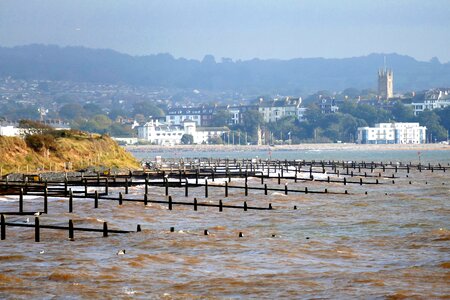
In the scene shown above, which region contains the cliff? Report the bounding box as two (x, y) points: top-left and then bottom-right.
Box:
(0, 131), (140, 175)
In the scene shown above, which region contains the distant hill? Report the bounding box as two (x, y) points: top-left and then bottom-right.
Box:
(1, 44), (449, 94)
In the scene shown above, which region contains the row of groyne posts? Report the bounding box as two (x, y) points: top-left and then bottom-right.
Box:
(0, 158), (448, 242)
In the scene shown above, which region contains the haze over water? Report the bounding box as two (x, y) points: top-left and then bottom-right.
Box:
(1, 149), (449, 298)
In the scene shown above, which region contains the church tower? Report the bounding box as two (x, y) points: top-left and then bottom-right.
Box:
(378, 68), (393, 99)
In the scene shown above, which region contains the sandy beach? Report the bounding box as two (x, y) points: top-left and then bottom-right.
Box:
(126, 143), (450, 153)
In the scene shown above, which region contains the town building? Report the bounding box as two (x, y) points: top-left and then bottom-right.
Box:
(409, 88), (450, 115)
(378, 69), (394, 99)
(258, 97), (304, 122)
(357, 122), (426, 144)
(137, 119), (229, 145)
(318, 97), (339, 114)
(166, 106), (215, 126)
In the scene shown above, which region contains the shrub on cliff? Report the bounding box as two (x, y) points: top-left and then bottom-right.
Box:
(25, 134), (57, 152)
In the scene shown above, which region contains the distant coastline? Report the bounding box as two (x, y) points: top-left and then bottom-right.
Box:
(125, 143), (450, 153)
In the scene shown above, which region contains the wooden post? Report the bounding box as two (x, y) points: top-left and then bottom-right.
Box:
(285, 183), (288, 195)
(35, 217), (40, 242)
(119, 192), (123, 205)
(168, 195), (173, 210)
(64, 178), (68, 196)
(44, 188), (48, 214)
(69, 189), (73, 212)
(205, 179), (208, 198)
(125, 178), (129, 194)
(137, 224), (141, 232)
(165, 178), (169, 196)
(103, 222), (108, 237)
(278, 173), (281, 185)
(95, 190), (99, 208)
(344, 177), (347, 185)
(264, 184), (268, 195)
(1, 214), (5, 240)
(305, 187), (308, 194)
(244, 201), (247, 211)
(105, 178), (109, 195)
(84, 178), (88, 196)
(194, 198), (198, 211)
(185, 179), (189, 197)
(219, 200), (223, 212)
(245, 183), (248, 196)
(144, 194), (148, 206)
(145, 177), (149, 195)
(19, 188), (24, 213)
(69, 219), (74, 240)
(225, 181), (228, 197)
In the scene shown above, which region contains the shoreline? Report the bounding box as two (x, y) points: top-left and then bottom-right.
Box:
(125, 143), (450, 152)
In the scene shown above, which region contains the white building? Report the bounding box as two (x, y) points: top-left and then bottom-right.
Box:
(137, 119), (229, 145)
(137, 120), (185, 146)
(357, 122), (427, 144)
(258, 97), (303, 123)
(0, 125), (21, 136)
(410, 89), (450, 115)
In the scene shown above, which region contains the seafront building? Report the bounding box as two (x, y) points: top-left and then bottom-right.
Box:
(356, 122), (427, 144)
(137, 119), (229, 145)
(409, 88), (450, 115)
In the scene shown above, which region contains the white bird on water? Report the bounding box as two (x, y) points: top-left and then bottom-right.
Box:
(116, 249), (126, 255)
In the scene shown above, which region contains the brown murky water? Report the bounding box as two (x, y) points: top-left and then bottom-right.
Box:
(1, 164), (449, 299)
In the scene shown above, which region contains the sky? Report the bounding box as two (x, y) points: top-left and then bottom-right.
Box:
(1, 0), (450, 62)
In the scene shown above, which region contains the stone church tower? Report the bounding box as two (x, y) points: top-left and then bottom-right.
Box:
(378, 68), (394, 99)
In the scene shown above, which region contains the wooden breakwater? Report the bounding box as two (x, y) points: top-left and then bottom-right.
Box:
(0, 158), (448, 242)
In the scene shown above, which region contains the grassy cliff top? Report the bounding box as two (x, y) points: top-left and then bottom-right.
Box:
(0, 130), (140, 175)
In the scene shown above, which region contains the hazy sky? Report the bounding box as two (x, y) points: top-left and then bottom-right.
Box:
(1, 0), (450, 62)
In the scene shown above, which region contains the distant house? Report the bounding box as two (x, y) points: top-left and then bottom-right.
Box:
(166, 106), (214, 126)
(357, 122), (426, 144)
(258, 97), (303, 122)
(0, 125), (21, 136)
(409, 88), (450, 115)
(318, 97), (339, 114)
(137, 119), (229, 145)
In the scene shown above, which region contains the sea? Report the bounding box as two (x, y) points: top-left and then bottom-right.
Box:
(0, 147), (449, 299)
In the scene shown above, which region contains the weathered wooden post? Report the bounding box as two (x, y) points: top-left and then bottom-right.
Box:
(165, 177), (169, 196)
(344, 177), (347, 185)
(194, 198), (198, 211)
(103, 222), (108, 237)
(219, 199), (223, 212)
(225, 181), (228, 197)
(95, 190), (99, 208)
(144, 194), (148, 206)
(35, 217), (40, 242)
(244, 201), (247, 211)
(69, 189), (73, 212)
(285, 183), (288, 195)
(64, 178), (68, 196)
(119, 192), (123, 205)
(43, 187), (48, 214)
(69, 219), (74, 240)
(1, 214), (5, 240)
(278, 173), (281, 185)
(305, 187), (308, 194)
(168, 195), (173, 210)
(125, 177), (129, 194)
(264, 184), (268, 195)
(205, 178), (208, 198)
(19, 188), (24, 213)
(245, 183), (248, 196)
(105, 178), (109, 195)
